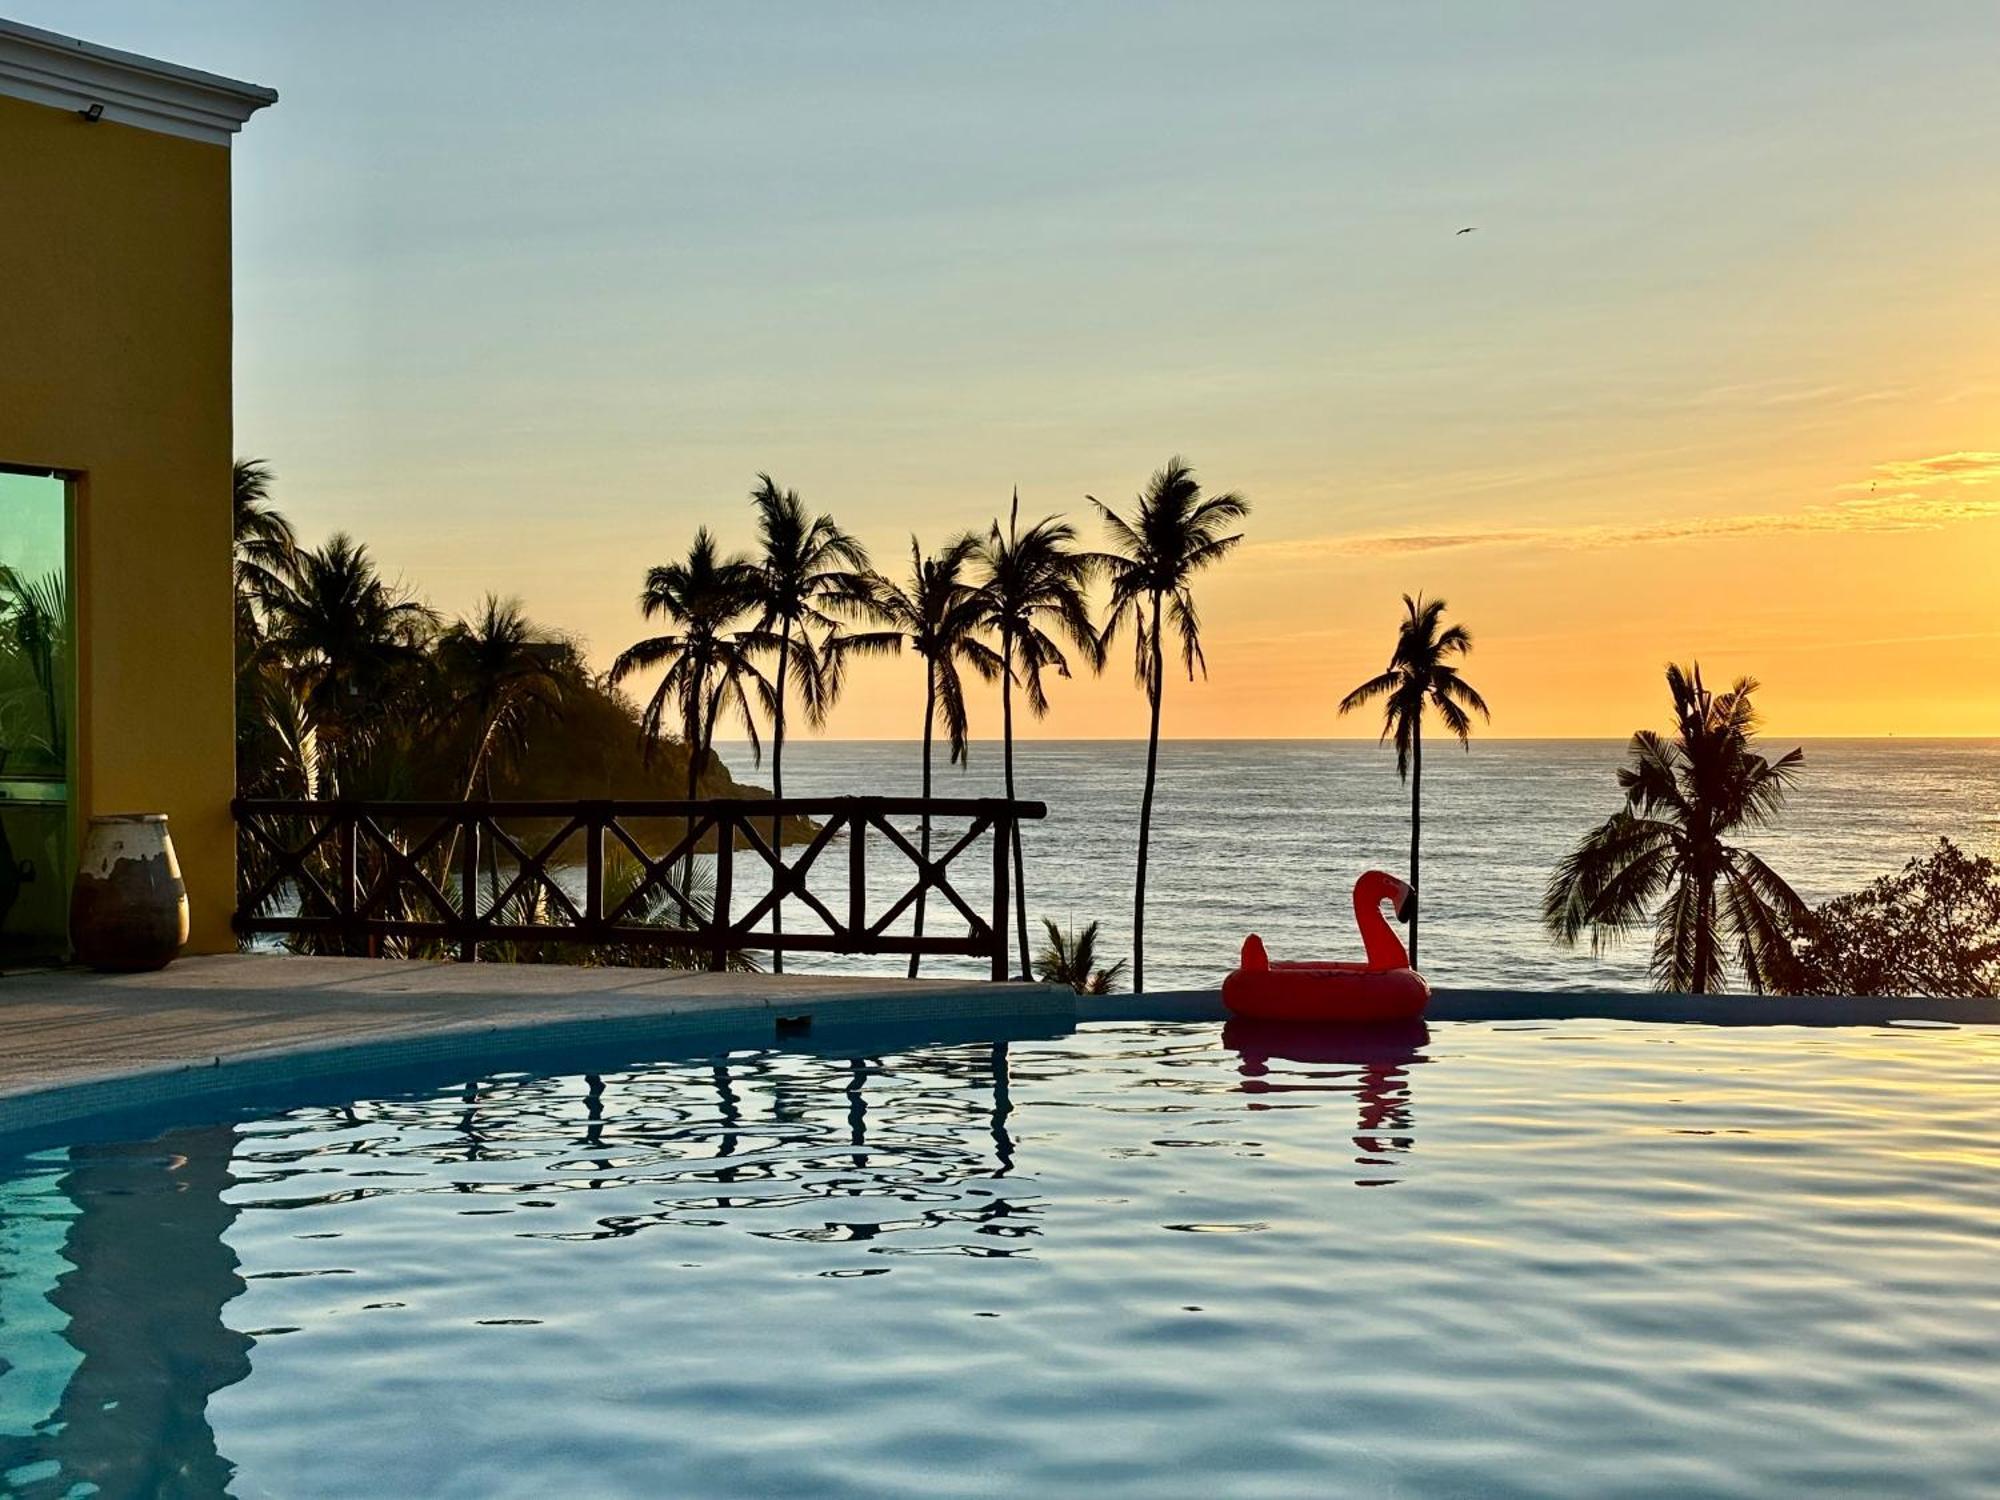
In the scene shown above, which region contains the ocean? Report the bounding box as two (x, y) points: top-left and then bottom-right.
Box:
(715, 739), (2000, 993)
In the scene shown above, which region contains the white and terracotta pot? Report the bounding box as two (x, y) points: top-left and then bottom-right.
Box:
(70, 814), (189, 971)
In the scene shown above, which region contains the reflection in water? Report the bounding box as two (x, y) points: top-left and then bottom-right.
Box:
(581, 1072), (605, 1150)
(0, 1026), (1422, 1495)
(0, 1126), (249, 1500)
(1223, 1019), (1426, 1182)
(200, 1044), (1042, 1257)
(5, 1022), (1992, 1500)
(989, 1041), (1015, 1175)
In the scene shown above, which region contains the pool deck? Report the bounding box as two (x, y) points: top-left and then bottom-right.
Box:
(0, 955), (1076, 1130)
(2, 954), (1994, 1134)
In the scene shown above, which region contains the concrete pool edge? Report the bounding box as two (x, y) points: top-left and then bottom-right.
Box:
(1095, 988), (2000, 1027)
(0, 956), (1080, 1135)
(3, 956), (1994, 1137)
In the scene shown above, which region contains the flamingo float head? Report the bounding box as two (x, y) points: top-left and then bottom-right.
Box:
(1353, 870), (1415, 918)
(1352, 871), (1417, 970)
(1391, 877), (1416, 924)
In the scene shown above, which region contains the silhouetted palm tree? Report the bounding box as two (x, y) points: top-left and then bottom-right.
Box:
(231, 458), (298, 640)
(1344, 592), (1488, 968)
(236, 666), (320, 801)
(262, 534), (436, 792)
(423, 597), (567, 904)
(229, 460), (304, 806)
(1338, 594), (1488, 969)
(1544, 663), (1806, 993)
(974, 494), (1099, 978)
(1093, 457), (1248, 993)
(743, 476), (892, 971)
(610, 529), (767, 889)
(867, 534), (1003, 975)
(434, 595), (566, 802)
(1035, 918), (1127, 995)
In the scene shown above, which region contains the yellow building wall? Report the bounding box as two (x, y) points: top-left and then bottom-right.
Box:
(0, 92), (239, 953)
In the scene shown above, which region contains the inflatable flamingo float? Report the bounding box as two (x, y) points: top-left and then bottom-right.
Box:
(1222, 870), (1430, 1024)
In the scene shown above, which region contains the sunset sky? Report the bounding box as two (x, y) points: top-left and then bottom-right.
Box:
(28, 2), (2000, 738)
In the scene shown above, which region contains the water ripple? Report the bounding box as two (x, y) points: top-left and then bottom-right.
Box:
(0, 1022), (1994, 1499)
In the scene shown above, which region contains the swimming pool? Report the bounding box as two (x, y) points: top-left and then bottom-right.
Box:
(2, 1017), (1995, 1498)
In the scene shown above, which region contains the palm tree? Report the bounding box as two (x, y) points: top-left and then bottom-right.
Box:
(231, 457), (298, 640)
(431, 596), (570, 904)
(1338, 594), (1488, 970)
(1035, 918), (1127, 995)
(1092, 457), (1248, 993)
(866, 534), (1003, 975)
(0, 565), (69, 776)
(235, 664), (321, 801)
(609, 529), (767, 889)
(973, 493), (1099, 979)
(261, 534), (437, 793)
(229, 460), (303, 813)
(1544, 663), (1807, 993)
(433, 596), (567, 803)
(742, 476), (893, 971)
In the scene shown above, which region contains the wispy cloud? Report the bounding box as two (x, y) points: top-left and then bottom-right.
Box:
(1253, 451), (2000, 561)
(1847, 451), (2000, 489)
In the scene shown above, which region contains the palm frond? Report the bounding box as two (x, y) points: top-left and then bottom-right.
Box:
(1337, 670), (1399, 715)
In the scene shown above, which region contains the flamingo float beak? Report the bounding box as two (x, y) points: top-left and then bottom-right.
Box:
(1393, 880), (1417, 924)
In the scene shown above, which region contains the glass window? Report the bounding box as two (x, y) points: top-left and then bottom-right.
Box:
(1, 469), (73, 962)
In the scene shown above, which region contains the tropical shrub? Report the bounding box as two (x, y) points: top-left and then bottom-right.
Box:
(1778, 839), (2000, 997)
(1035, 918), (1127, 995)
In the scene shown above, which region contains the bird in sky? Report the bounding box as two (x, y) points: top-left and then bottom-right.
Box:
(1456, 226), (1478, 235)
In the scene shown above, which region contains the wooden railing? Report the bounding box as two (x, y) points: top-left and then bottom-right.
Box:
(232, 796), (1045, 978)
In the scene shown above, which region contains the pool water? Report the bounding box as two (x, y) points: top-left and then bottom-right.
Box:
(2, 1019), (1997, 1498)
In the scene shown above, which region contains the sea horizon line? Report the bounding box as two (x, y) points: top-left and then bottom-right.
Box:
(708, 733), (2000, 746)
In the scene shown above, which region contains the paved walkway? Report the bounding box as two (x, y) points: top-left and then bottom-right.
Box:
(0, 955), (1071, 1127)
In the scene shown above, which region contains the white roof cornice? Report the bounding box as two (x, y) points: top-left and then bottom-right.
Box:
(0, 17), (275, 146)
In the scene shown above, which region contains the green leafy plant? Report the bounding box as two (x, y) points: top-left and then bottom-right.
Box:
(1035, 918), (1127, 995)
(0, 565), (69, 774)
(1778, 839), (2000, 997)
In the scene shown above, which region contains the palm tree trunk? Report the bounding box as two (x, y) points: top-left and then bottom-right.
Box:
(1133, 593), (1165, 994)
(910, 669), (936, 979)
(481, 761), (502, 929)
(1408, 719), (1422, 970)
(1001, 629), (1029, 979)
(771, 627), (790, 974)
(683, 746), (701, 895)
(682, 686), (708, 899)
(1693, 870), (1717, 995)
(1011, 794), (1030, 980)
(439, 700), (508, 883)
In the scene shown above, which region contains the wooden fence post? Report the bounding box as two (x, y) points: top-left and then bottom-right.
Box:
(710, 809), (733, 972)
(847, 800), (867, 952)
(339, 803), (360, 956)
(582, 801), (606, 944)
(459, 810), (480, 962)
